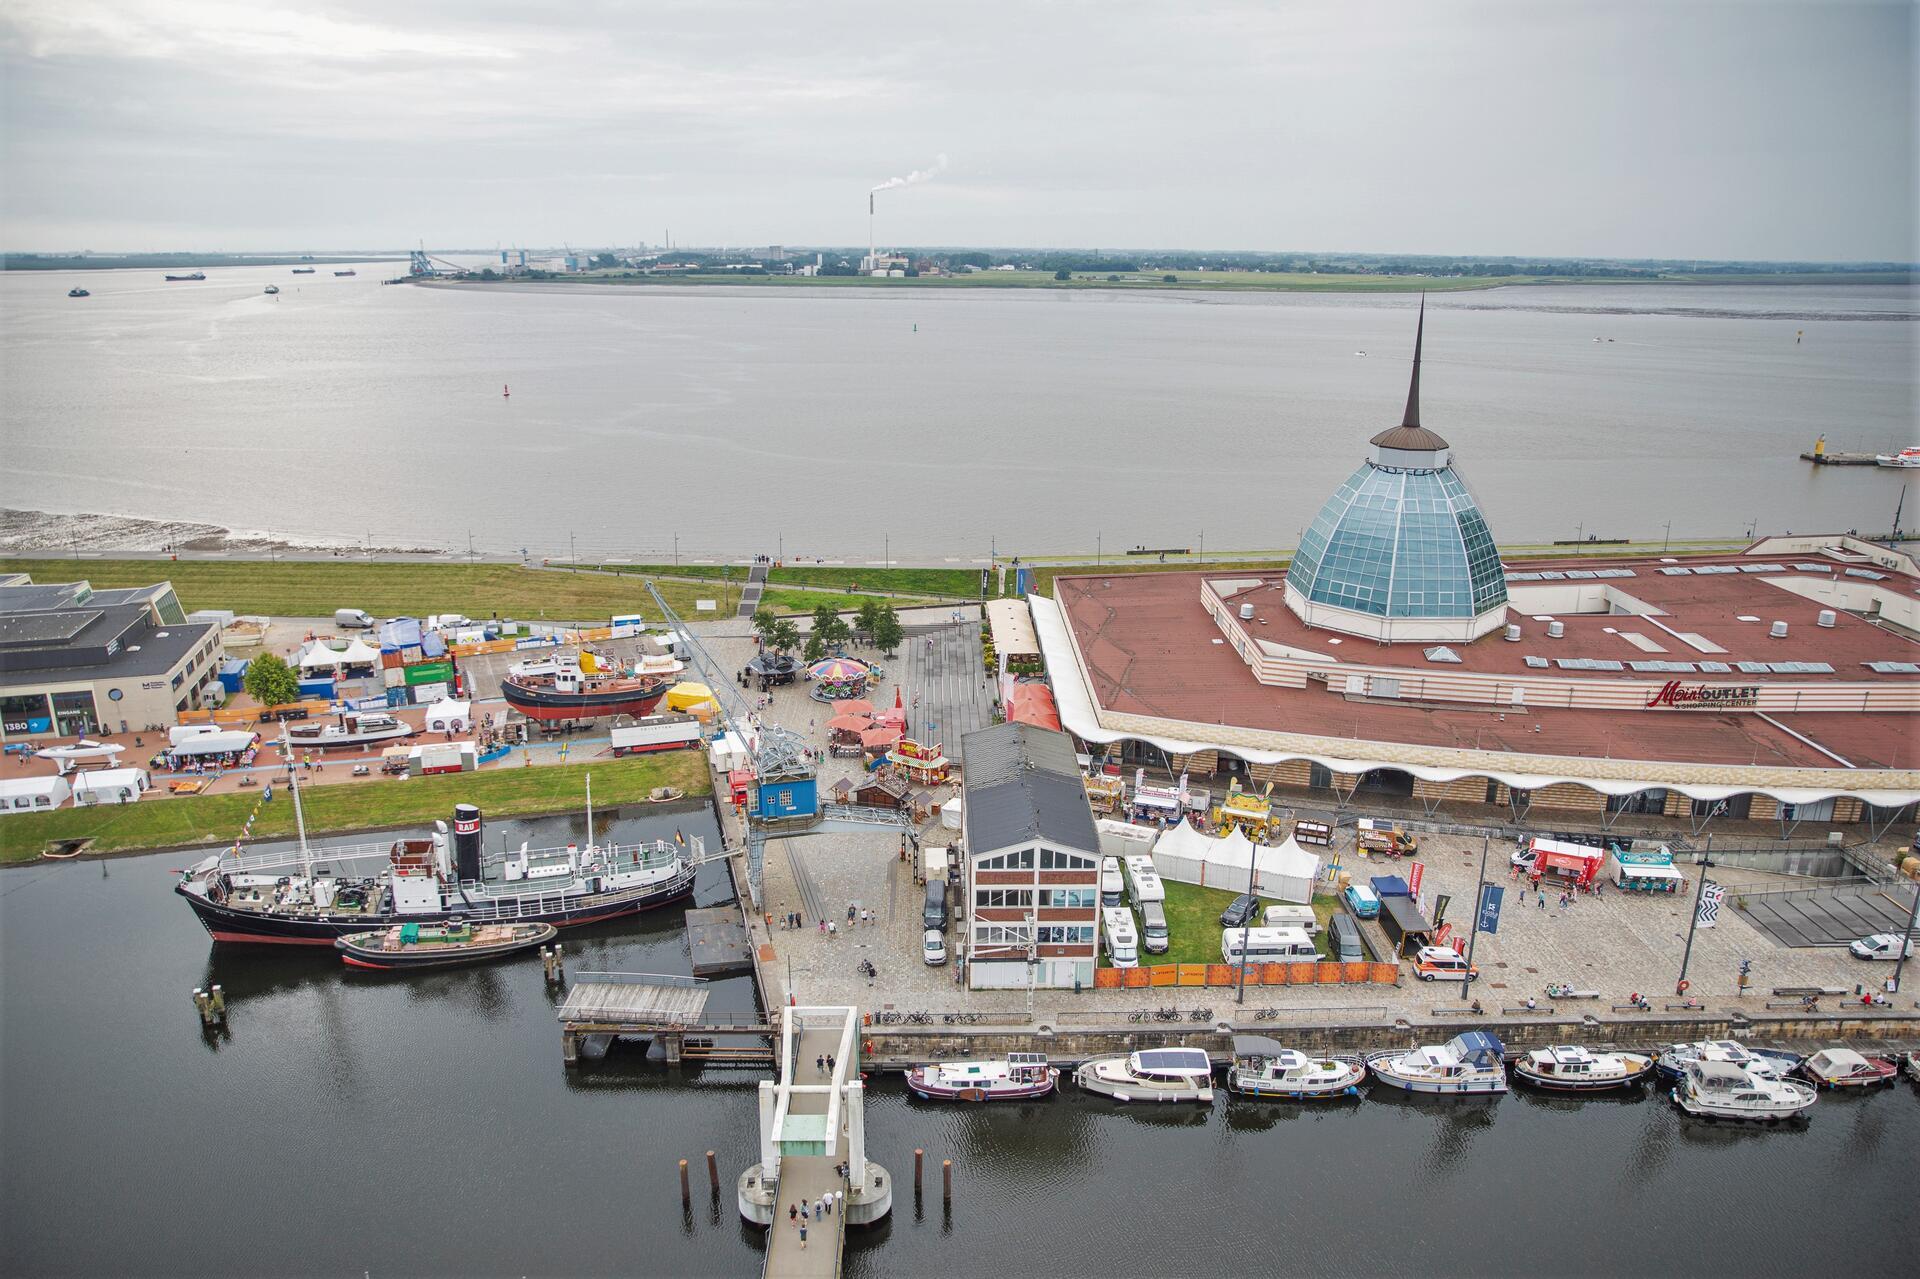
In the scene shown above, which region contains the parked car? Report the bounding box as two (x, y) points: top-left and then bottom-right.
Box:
(1326, 914), (1367, 962)
(922, 929), (948, 966)
(1219, 893), (1259, 928)
(1414, 945), (1478, 982)
(1341, 883), (1381, 919)
(1510, 845), (1538, 871)
(1849, 933), (1916, 961)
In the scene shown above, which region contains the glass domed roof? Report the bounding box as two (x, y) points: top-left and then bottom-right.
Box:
(1285, 297), (1507, 624)
(1286, 462), (1506, 620)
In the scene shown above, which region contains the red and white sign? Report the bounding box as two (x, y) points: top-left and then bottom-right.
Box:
(1407, 860), (1426, 897)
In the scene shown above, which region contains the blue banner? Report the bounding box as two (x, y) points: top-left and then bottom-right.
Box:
(1477, 884), (1505, 936)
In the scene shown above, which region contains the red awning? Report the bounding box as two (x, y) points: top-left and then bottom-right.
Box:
(1007, 684), (1061, 731)
(834, 699), (874, 717)
(1541, 850), (1596, 874)
(826, 714), (873, 733)
(860, 726), (903, 748)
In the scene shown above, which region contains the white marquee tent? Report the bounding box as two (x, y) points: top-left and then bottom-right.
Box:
(1151, 822), (1320, 904)
(424, 700), (473, 733)
(300, 644), (348, 669)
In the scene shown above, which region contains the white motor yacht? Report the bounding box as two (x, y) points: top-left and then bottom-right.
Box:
(1671, 1060), (1817, 1122)
(1225, 1036), (1365, 1100)
(1074, 1047), (1215, 1103)
(1655, 1040), (1799, 1081)
(1366, 1032), (1508, 1095)
(906, 1053), (1057, 1102)
(1512, 1044), (1654, 1092)
(1875, 445), (1920, 468)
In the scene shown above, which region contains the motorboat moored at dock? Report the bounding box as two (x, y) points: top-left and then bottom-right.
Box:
(1876, 446), (1920, 468)
(1366, 1033), (1509, 1095)
(1075, 1048), (1216, 1102)
(335, 920), (556, 970)
(906, 1052), (1058, 1101)
(1793, 1048), (1899, 1089)
(1671, 1060), (1817, 1122)
(1512, 1045), (1654, 1092)
(1655, 1040), (1800, 1082)
(1224, 1036), (1364, 1100)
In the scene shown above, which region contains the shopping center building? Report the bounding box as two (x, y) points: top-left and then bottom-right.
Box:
(1030, 311), (1920, 835)
(0, 574), (222, 741)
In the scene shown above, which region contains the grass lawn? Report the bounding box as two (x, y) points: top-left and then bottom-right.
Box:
(0, 752), (710, 863)
(0, 558), (863, 622)
(1125, 881), (1338, 966)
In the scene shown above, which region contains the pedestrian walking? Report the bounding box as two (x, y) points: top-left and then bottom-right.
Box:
(827, 1053), (836, 1074)
(1537, 891), (1546, 908)
(799, 1224), (807, 1250)
(789, 1204), (797, 1224)
(828, 920), (837, 938)
(847, 904), (857, 924)
(819, 919), (827, 934)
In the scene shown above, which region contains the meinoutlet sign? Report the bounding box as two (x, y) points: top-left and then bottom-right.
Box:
(1646, 682), (1761, 710)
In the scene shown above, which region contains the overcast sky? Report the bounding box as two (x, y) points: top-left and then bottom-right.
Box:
(2, 0), (1913, 260)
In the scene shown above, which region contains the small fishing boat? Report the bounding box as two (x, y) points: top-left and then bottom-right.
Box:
(1671, 1060), (1816, 1122)
(1900, 1052), (1920, 1083)
(1224, 1036), (1364, 1100)
(292, 267), (316, 274)
(1793, 1048), (1899, 1089)
(334, 269), (357, 277)
(68, 287), (90, 297)
(335, 919), (556, 970)
(1367, 1033), (1508, 1095)
(906, 1053), (1057, 1101)
(1512, 1045), (1654, 1093)
(1075, 1048), (1215, 1103)
(264, 285), (280, 295)
(1655, 1040), (1800, 1081)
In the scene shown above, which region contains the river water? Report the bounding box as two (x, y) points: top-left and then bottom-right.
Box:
(2, 268), (1914, 560)
(2, 806), (1916, 1277)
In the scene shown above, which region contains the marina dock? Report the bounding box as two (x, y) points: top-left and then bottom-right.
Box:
(1801, 450), (1883, 466)
(687, 906), (756, 976)
(556, 974), (775, 1065)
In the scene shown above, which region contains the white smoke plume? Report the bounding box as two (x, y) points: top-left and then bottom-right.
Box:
(871, 154), (948, 193)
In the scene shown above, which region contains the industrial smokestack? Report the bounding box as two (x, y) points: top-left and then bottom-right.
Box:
(452, 804), (482, 882)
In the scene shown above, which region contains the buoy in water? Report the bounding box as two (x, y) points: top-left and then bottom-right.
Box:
(503, 384), (510, 397)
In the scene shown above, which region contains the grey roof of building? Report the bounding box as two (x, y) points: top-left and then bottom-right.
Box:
(0, 617), (214, 687)
(961, 722), (1098, 855)
(0, 579), (167, 614)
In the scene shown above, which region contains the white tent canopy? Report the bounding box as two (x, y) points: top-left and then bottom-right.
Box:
(170, 730), (258, 757)
(338, 637), (381, 665)
(424, 700), (473, 733)
(72, 768), (150, 805)
(0, 774), (71, 812)
(300, 644), (348, 669)
(1150, 822), (1319, 903)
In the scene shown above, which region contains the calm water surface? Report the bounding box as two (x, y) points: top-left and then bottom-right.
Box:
(2, 268), (1914, 559)
(3, 805), (1917, 1277)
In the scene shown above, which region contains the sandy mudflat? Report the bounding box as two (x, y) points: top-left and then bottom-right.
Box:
(0, 508), (425, 554)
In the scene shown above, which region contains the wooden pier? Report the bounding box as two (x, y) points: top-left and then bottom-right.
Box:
(556, 974), (774, 1066)
(687, 906), (756, 976)
(1801, 450), (1884, 466)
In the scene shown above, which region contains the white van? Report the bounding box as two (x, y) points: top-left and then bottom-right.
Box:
(1261, 904), (1318, 934)
(1102, 906), (1139, 968)
(1123, 854), (1166, 904)
(1222, 926), (1318, 964)
(1100, 857), (1125, 908)
(333, 608), (374, 629)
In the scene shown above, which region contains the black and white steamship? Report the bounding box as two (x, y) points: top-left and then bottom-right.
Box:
(174, 802), (699, 945)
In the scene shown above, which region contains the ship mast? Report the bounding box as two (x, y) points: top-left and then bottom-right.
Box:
(585, 771), (595, 852)
(281, 723), (312, 880)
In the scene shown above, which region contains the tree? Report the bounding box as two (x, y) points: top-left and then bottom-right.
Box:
(1163, 274), (1178, 283)
(1053, 269), (1071, 281)
(803, 631), (827, 663)
(244, 652), (299, 709)
(769, 617), (800, 655)
(855, 598), (884, 644)
(811, 603), (851, 653)
(870, 604), (904, 657)
(751, 608), (780, 647)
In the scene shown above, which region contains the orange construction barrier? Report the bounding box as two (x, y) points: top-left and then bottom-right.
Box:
(1317, 962), (1342, 984)
(1094, 967), (1122, 989)
(1205, 964), (1236, 987)
(1122, 967), (1151, 989)
(1149, 966), (1177, 987)
(1261, 963), (1285, 986)
(1177, 964), (1208, 987)
(1370, 962), (1400, 984)
(1288, 961), (1318, 985)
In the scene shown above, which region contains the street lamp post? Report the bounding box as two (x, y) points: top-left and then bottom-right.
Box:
(1888, 878), (1920, 994)
(1235, 839), (1258, 1005)
(1677, 836), (1714, 992)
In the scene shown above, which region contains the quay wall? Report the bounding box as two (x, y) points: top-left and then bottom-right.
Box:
(860, 1014), (1920, 1070)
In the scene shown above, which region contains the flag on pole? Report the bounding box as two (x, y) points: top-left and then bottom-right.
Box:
(1477, 884), (1505, 935)
(1696, 880), (1724, 929)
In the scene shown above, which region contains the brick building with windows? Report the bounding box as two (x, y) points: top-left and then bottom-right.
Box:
(961, 722), (1103, 991)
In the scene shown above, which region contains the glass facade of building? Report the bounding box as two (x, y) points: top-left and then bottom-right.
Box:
(1287, 462), (1507, 619)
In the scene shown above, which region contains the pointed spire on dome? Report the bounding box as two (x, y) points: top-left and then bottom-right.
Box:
(1369, 293), (1449, 453)
(1402, 292), (1424, 427)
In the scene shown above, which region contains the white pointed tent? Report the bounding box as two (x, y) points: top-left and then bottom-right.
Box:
(1150, 822), (1321, 903)
(337, 637), (381, 666)
(300, 644), (347, 670)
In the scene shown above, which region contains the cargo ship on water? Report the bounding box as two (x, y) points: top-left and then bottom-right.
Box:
(164, 272), (206, 281)
(501, 650), (673, 722)
(176, 799), (699, 945)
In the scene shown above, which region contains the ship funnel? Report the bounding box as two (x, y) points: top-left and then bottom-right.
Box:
(452, 804), (482, 882)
